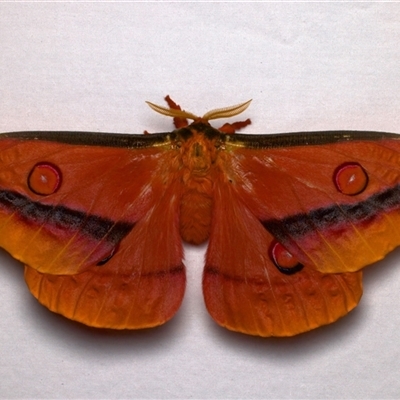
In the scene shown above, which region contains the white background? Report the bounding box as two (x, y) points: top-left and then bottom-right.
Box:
(1, 2), (400, 399)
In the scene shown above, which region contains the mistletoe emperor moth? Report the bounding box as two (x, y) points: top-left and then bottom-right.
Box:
(0, 95), (399, 337)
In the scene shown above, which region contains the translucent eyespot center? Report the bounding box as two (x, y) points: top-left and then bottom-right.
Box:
(333, 162), (368, 196)
(270, 241), (304, 275)
(28, 162), (62, 195)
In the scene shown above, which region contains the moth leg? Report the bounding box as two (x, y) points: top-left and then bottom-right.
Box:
(164, 95), (189, 128)
(218, 119), (252, 134)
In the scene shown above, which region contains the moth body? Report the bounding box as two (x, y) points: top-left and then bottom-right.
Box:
(175, 123), (221, 245)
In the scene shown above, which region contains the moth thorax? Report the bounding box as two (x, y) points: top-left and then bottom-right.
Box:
(181, 135), (217, 174)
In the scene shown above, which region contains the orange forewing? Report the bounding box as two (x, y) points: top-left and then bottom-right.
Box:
(0, 137), (168, 274)
(226, 139), (400, 275)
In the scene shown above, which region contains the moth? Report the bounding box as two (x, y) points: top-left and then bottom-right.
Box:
(1, 96), (400, 337)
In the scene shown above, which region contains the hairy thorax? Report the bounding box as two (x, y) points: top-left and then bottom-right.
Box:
(178, 129), (220, 244)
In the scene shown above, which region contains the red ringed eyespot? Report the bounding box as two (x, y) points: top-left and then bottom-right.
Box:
(28, 162), (62, 196)
(269, 241), (304, 275)
(333, 162), (368, 196)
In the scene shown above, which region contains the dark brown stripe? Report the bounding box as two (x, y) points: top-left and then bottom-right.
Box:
(142, 264), (185, 278)
(226, 130), (400, 149)
(204, 266), (248, 283)
(262, 185), (400, 242)
(86, 264), (185, 278)
(204, 266), (292, 284)
(0, 190), (133, 244)
(0, 131), (171, 148)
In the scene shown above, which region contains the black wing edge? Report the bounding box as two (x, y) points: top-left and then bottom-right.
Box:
(0, 130), (173, 149)
(225, 130), (400, 149)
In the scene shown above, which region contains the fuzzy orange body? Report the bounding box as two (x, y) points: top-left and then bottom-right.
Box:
(178, 129), (219, 244)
